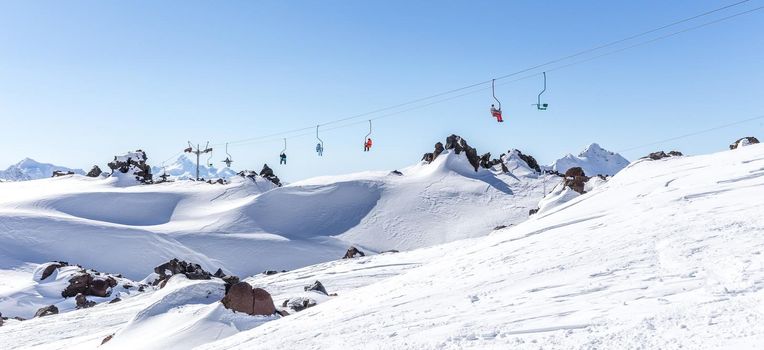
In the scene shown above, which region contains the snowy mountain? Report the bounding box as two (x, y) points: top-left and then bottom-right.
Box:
(152, 155), (237, 180)
(550, 143), (629, 176)
(1, 143), (761, 349)
(0, 158), (85, 181)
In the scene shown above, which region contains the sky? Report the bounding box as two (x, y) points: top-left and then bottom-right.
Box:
(0, 0), (762, 181)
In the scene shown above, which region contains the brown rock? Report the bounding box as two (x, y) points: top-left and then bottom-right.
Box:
(75, 293), (96, 309)
(88, 277), (117, 297)
(101, 334), (114, 345)
(62, 273), (93, 298)
(221, 282), (255, 314)
(252, 288), (276, 316)
(342, 246), (365, 259)
(40, 262), (68, 281)
(730, 136), (760, 150)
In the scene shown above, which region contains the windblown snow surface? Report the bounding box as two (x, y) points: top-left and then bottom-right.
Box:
(2, 144), (763, 349)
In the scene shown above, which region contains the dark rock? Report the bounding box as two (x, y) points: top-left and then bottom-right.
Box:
(304, 280), (328, 295)
(109, 297), (122, 304)
(101, 334), (114, 345)
(443, 135), (479, 171)
(433, 142), (445, 158)
(138, 285), (146, 292)
(107, 150), (153, 183)
(389, 170), (403, 176)
(493, 225), (508, 230)
(259, 164), (282, 187)
(421, 152), (434, 163)
(643, 151), (682, 160)
(563, 167), (589, 194)
(730, 136), (760, 150)
(40, 261), (68, 281)
(512, 149), (542, 173)
(212, 268), (239, 293)
(52, 170), (75, 177)
(86, 165), (103, 178)
(34, 305), (58, 318)
(342, 246), (365, 259)
(283, 297), (317, 312)
(529, 208), (539, 216)
(153, 258), (213, 287)
(62, 273), (93, 298)
(0, 312), (3, 327)
(213, 268), (226, 278)
(668, 151), (683, 157)
(263, 270), (279, 276)
(75, 293), (96, 309)
(380, 250), (399, 254)
(88, 277), (117, 297)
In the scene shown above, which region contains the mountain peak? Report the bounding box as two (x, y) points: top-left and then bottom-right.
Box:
(552, 143), (629, 177)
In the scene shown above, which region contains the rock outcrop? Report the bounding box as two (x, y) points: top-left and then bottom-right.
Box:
(86, 165), (103, 177)
(259, 164), (282, 187)
(61, 273), (117, 298)
(563, 167), (590, 194)
(643, 151), (683, 160)
(421, 135), (480, 171)
(52, 170), (75, 177)
(153, 259), (213, 287)
(75, 293), (96, 309)
(40, 261), (68, 281)
(213, 268), (240, 293)
(343, 246), (365, 259)
(221, 282), (276, 316)
(730, 136), (760, 150)
(107, 150), (153, 183)
(304, 280), (328, 296)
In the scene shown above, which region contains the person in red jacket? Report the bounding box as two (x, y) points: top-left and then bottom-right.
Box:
(364, 138), (373, 152)
(490, 104), (503, 122)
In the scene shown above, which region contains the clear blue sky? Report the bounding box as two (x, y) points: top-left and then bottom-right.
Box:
(1, 0), (762, 181)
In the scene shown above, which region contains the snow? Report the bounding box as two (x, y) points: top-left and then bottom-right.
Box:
(550, 143), (629, 176)
(0, 158), (84, 182)
(1, 143), (763, 349)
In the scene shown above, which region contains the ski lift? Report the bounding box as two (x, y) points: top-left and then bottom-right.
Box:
(363, 120), (372, 152)
(206, 149), (214, 167)
(490, 79), (504, 123)
(315, 125), (324, 156)
(222, 142), (233, 168)
(533, 72), (549, 110)
(280, 138), (287, 165)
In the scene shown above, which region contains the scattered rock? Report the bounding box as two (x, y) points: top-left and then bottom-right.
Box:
(86, 165), (103, 177)
(34, 305), (59, 318)
(282, 297), (317, 312)
(51, 170), (75, 177)
(109, 297), (122, 304)
(643, 151), (683, 160)
(380, 250), (399, 254)
(529, 208), (539, 216)
(343, 246), (365, 259)
(493, 225), (508, 230)
(304, 280), (328, 295)
(262, 270), (279, 276)
(730, 136), (760, 150)
(389, 170), (403, 176)
(75, 293), (96, 309)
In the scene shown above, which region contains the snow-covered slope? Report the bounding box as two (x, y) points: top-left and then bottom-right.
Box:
(0, 150), (545, 280)
(550, 143), (629, 176)
(1, 144), (762, 349)
(200, 144), (764, 349)
(0, 158), (84, 181)
(152, 155), (237, 180)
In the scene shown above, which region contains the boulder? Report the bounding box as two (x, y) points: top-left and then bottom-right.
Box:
(34, 305), (59, 318)
(107, 150), (153, 183)
(389, 170), (403, 176)
(643, 151), (682, 160)
(86, 165), (103, 177)
(109, 297), (122, 304)
(304, 280), (328, 295)
(529, 208), (539, 216)
(563, 167), (589, 194)
(40, 261), (68, 281)
(730, 136), (760, 150)
(101, 334), (114, 345)
(221, 282), (276, 316)
(221, 282), (255, 314)
(75, 293), (96, 309)
(88, 277), (117, 297)
(668, 151), (684, 157)
(342, 246), (365, 259)
(444, 135), (480, 171)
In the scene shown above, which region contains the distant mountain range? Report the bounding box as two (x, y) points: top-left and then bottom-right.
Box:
(0, 158), (85, 181)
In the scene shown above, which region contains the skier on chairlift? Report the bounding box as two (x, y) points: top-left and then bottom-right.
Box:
(364, 138), (373, 152)
(280, 152), (287, 165)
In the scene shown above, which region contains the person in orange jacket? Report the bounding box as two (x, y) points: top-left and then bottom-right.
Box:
(364, 138), (373, 152)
